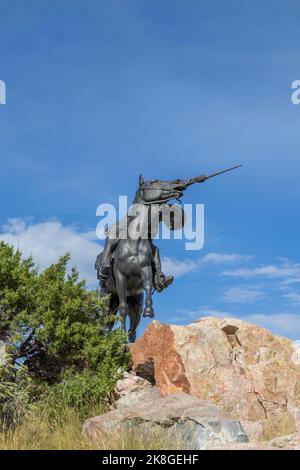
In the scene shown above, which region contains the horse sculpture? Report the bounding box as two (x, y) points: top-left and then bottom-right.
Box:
(95, 165), (242, 342)
(97, 203), (172, 343)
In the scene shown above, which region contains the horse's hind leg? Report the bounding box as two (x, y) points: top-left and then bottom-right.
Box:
(115, 271), (127, 333)
(105, 294), (118, 334)
(128, 293), (143, 343)
(100, 289), (117, 335)
(142, 266), (154, 318)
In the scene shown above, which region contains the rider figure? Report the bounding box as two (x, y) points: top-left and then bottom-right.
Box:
(95, 167), (240, 294)
(95, 174), (193, 293)
(95, 236), (173, 293)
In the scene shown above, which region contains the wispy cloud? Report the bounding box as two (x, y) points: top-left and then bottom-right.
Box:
(170, 307), (300, 339)
(222, 260), (300, 279)
(202, 252), (252, 264)
(243, 313), (300, 339)
(282, 277), (300, 286)
(162, 251), (250, 277)
(169, 306), (231, 323)
(161, 257), (199, 277)
(222, 285), (266, 304)
(0, 218), (102, 287)
(283, 291), (300, 306)
(1, 218), (249, 283)
(221, 258), (300, 308)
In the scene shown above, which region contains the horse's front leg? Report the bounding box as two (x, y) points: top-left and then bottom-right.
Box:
(128, 293), (143, 343)
(115, 271), (127, 333)
(142, 266), (154, 318)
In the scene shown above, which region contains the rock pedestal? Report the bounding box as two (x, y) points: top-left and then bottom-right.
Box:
(84, 317), (300, 448)
(83, 392), (248, 449)
(130, 317), (300, 435)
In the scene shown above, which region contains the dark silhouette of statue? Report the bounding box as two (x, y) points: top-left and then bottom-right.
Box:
(95, 165), (241, 342)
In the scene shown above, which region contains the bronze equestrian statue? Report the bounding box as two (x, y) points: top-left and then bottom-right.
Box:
(95, 165), (241, 342)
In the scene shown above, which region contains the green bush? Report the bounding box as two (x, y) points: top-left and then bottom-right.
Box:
(0, 359), (35, 428)
(0, 241), (129, 424)
(40, 368), (116, 421)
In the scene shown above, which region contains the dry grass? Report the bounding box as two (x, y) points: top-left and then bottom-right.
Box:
(0, 408), (98, 450)
(91, 426), (186, 451)
(1, 404), (296, 449)
(0, 407), (185, 450)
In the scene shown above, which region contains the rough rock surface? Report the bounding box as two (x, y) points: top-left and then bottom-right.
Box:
(130, 317), (300, 438)
(83, 392), (248, 450)
(114, 371), (162, 409)
(214, 432), (300, 450)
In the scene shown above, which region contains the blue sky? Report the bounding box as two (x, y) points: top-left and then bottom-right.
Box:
(1, 0), (300, 338)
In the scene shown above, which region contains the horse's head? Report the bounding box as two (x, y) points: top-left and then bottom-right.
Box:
(134, 174), (186, 205)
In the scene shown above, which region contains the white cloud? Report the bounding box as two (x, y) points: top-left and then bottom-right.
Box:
(283, 291), (300, 306)
(221, 259), (300, 308)
(170, 307), (232, 323)
(198, 307), (231, 317)
(222, 285), (266, 304)
(282, 277), (300, 286)
(202, 252), (252, 264)
(161, 257), (199, 277)
(0, 217), (249, 285)
(222, 261), (300, 279)
(162, 251), (251, 277)
(0, 218), (102, 287)
(243, 313), (300, 339)
(171, 307), (300, 339)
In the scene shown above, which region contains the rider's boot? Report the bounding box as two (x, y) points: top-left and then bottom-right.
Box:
(154, 271), (174, 293)
(163, 275), (174, 288)
(96, 238), (118, 284)
(99, 262), (112, 280)
(96, 249), (113, 285)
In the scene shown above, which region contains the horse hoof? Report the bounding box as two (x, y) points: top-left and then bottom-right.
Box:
(143, 308), (155, 318)
(128, 333), (136, 343)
